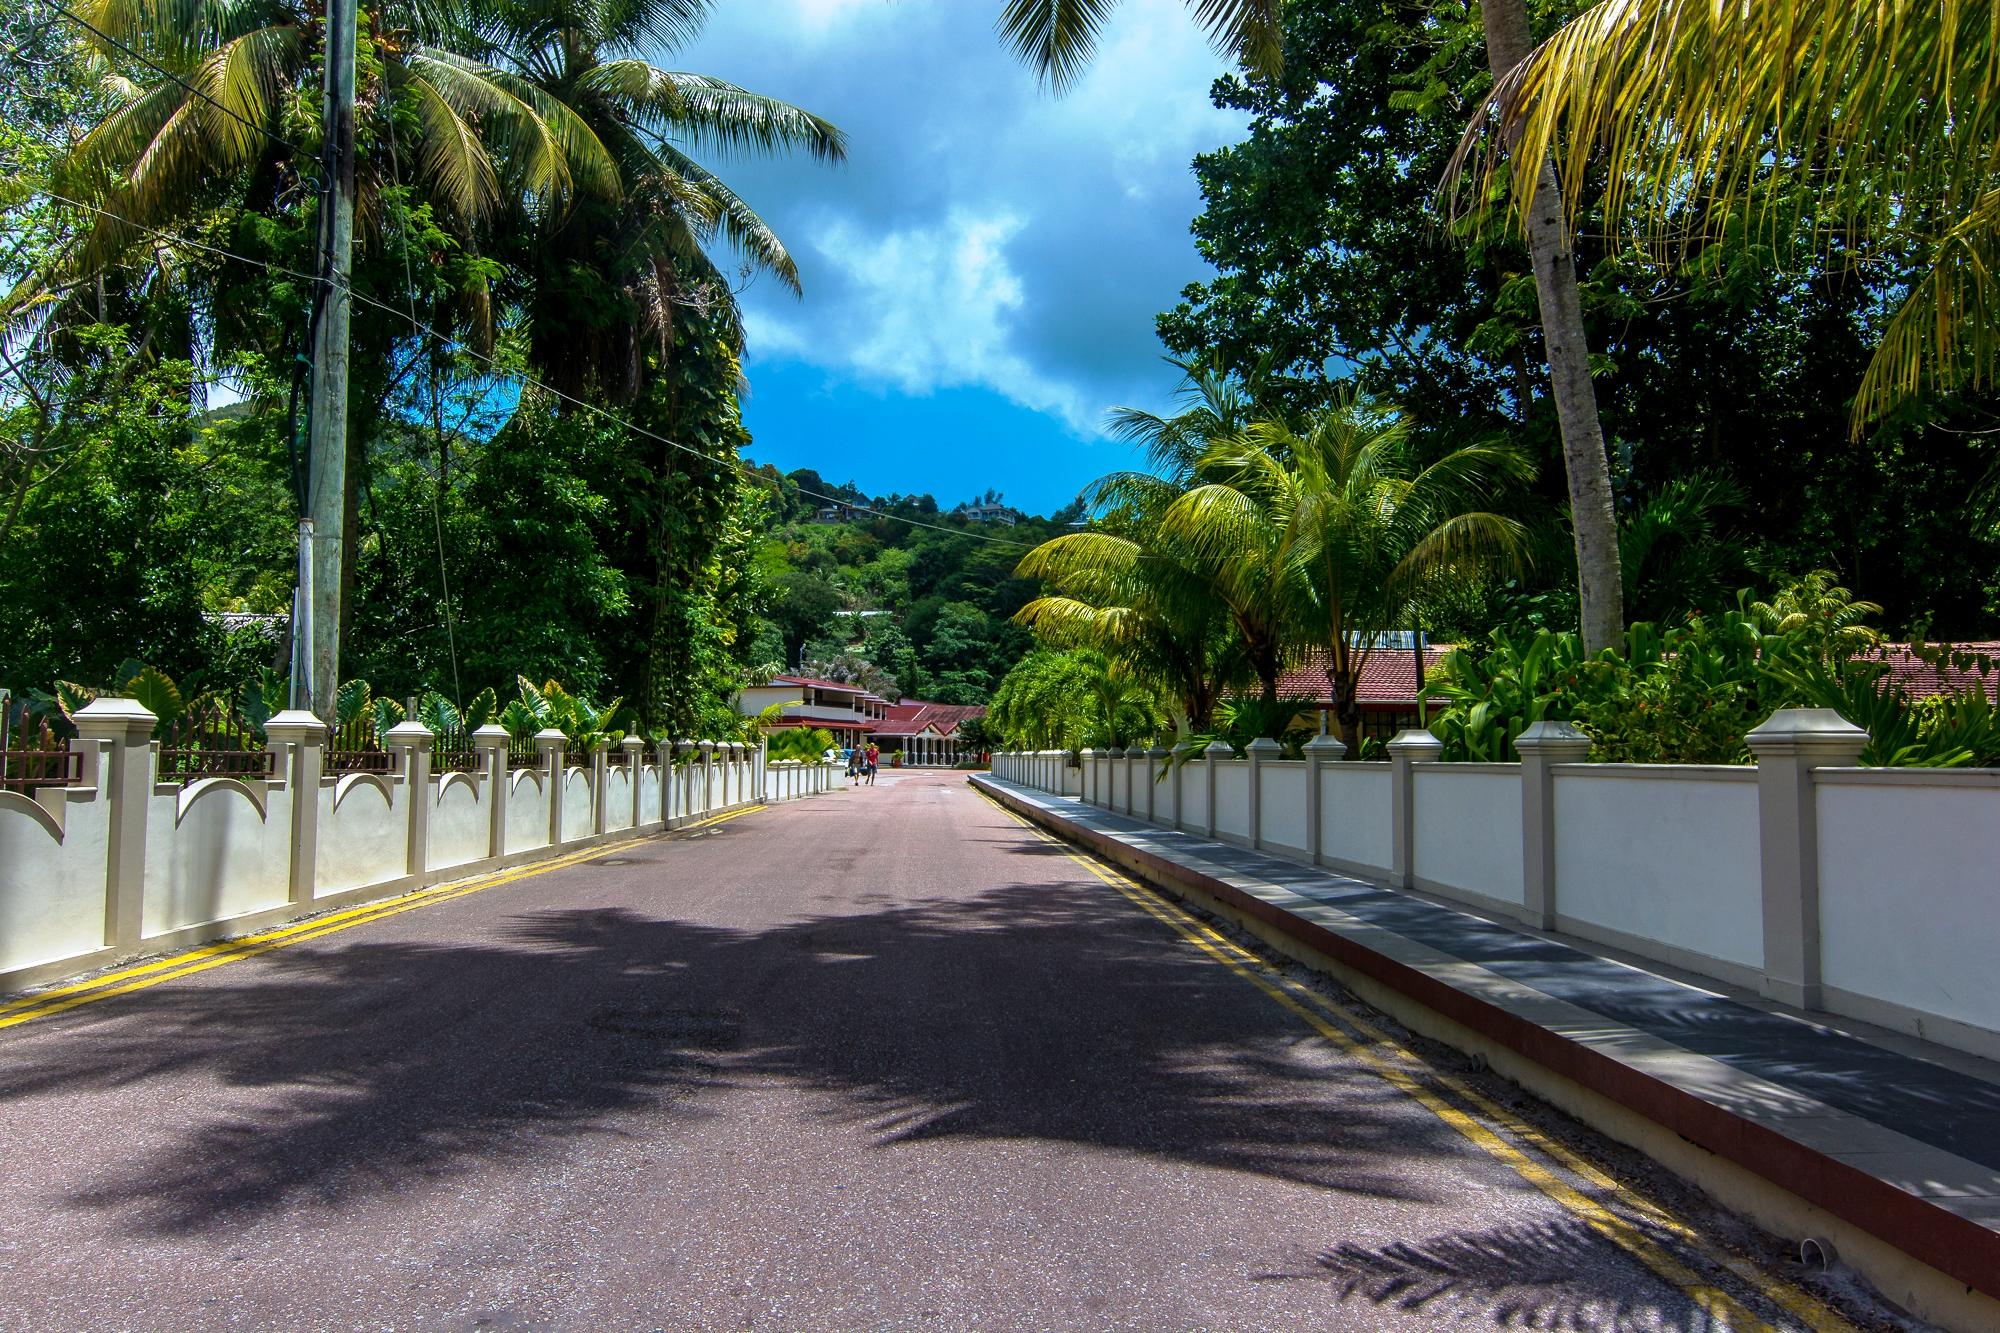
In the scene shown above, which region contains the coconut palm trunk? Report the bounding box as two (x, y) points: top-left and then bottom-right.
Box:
(1481, 0), (1625, 654)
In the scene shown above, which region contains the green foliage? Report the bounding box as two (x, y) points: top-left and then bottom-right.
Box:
(512, 677), (623, 747)
(764, 726), (836, 762)
(988, 649), (1161, 753)
(1429, 574), (2000, 766)
(738, 469), (1065, 709)
(1180, 695), (1323, 761)
(1164, 0), (2000, 641)
(122, 666), (188, 731)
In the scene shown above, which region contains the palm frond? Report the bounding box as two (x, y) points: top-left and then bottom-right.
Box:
(996, 0), (1280, 94)
(393, 63), (502, 222)
(651, 140), (800, 291)
(583, 63), (846, 163)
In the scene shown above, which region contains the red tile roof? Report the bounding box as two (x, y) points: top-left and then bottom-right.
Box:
(762, 717), (876, 732)
(771, 674), (869, 693)
(1276, 647), (1455, 705)
(1876, 643), (2000, 701)
(874, 700), (988, 736)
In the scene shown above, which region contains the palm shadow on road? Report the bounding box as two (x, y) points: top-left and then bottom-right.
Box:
(0, 864), (1713, 1328)
(0, 879), (1463, 1230)
(1252, 1216), (1705, 1333)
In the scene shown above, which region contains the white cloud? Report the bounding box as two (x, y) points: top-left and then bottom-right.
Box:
(749, 209), (1099, 432)
(681, 0), (1249, 436)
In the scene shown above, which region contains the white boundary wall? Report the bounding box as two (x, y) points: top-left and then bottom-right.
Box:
(994, 713), (2000, 1062)
(1816, 770), (2000, 1049)
(0, 704), (837, 994)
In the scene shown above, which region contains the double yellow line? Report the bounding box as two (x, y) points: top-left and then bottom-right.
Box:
(978, 790), (1856, 1333)
(0, 804), (766, 1033)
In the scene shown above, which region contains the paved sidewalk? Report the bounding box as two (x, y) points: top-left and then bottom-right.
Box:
(974, 774), (2000, 1310)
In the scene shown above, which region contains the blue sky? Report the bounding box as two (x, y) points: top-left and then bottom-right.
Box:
(670, 0), (1250, 516)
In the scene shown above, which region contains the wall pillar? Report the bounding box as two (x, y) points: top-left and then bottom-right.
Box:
(265, 709), (328, 904)
(623, 735), (646, 827)
(669, 741), (690, 819)
(1387, 729), (1443, 890)
(698, 740), (716, 817)
(1146, 746), (1168, 824)
(661, 742), (679, 820)
(1170, 745), (1184, 831)
(473, 724), (511, 860)
(1203, 740), (1233, 840)
(1514, 721), (1591, 929)
(536, 729), (567, 845)
(1745, 708), (1868, 1010)
(1303, 733), (1346, 867)
(587, 739), (608, 835)
(1245, 737), (1282, 851)
(386, 718), (435, 881)
(73, 697), (159, 951)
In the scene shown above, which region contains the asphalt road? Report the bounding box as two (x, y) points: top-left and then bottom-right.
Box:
(0, 771), (1879, 1331)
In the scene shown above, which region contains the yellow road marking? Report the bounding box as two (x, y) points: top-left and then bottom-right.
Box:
(977, 788), (1857, 1333)
(686, 803), (765, 831)
(0, 804), (766, 1033)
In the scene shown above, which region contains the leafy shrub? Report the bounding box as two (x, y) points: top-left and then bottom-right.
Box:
(1428, 574), (1999, 766)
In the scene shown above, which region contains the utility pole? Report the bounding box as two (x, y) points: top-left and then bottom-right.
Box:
(302, 0), (357, 722)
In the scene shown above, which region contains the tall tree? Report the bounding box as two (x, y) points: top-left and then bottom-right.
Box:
(994, 0), (1281, 91)
(1184, 392), (1530, 750)
(1471, 0), (1623, 652)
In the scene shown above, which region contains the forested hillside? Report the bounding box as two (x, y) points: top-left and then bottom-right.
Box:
(737, 470), (1075, 704)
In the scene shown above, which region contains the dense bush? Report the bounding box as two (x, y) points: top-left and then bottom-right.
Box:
(1428, 577), (2000, 766)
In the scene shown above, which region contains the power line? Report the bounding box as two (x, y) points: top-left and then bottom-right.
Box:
(30, 187), (1035, 551)
(49, 2), (303, 158)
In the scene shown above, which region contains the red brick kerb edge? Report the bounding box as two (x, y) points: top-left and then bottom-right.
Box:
(972, 776), (2000, 1302)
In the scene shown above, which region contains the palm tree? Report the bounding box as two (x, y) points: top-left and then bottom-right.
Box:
(1169, 392), (1531, 751)
(1024, 352), (1288, 704)
(28, 0), (612, 304)
(993, 0), (1624, 655)
(1451, 0), (1993, 438)
(453, 0), (846, 397)
(1013, 527), (1238, 731)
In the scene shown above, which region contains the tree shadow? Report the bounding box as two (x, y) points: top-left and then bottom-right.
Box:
(5, 880), (1479, 1239)
(1250, 1216), (1711, 1332)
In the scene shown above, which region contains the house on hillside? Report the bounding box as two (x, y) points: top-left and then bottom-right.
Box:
(960, 502), (1017, 526)
(872, 700), (987, 766)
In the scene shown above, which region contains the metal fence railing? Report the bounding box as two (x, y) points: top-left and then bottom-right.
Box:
(156, 702), (274, 785)
(327, 715), (395, 774)
(0, 698), (79, 794)
(431, 726), (478, 773)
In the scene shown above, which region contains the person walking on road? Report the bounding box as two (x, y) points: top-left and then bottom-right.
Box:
(864, 743), (880, 786)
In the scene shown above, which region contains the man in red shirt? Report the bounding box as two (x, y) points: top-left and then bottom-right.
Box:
(864, 743), (880, 786)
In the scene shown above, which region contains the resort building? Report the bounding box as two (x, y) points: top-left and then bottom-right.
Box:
(736, 675), (889, 749)
(872, 701), (988, 766)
